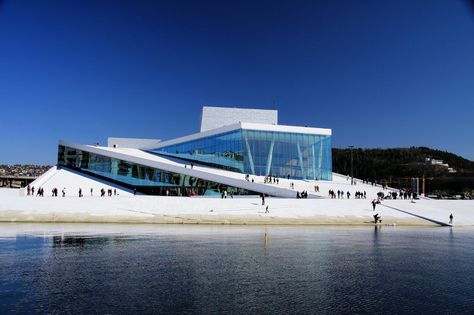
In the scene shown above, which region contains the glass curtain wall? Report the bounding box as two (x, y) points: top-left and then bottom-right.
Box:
(153, 129), (332, 180)
(242, 130), (332, 180)
(152, 130), (244, 172)
(57, 145), (256, 196)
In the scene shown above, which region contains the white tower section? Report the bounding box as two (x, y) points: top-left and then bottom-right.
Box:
(200, 106), (278, 132)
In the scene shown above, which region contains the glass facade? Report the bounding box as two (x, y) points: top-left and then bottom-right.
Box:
(57, 145), (257, 196)
(153, 128), (332, 180)
(149, 130), (244, 173)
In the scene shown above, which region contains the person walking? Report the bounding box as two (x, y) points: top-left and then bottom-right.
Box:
(449, 213), (453, 224)
(373, 213), (381, 224)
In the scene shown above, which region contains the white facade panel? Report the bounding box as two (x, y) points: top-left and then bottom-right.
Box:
(153, 122), (331, 149)
(241, 122), (332, 136)
(200, 106), (278, 132)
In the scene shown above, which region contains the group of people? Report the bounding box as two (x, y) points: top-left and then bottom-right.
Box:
(326, 189), (366, 199)
(375, 190), (416, 201)
(398, 190), (416, 200)
(244, 174), (296, 186)
(354, 191), (367, 199)
(100, 188), (117, 197)
(26, 185), (123, 197)
(26, 186), (45, 197)
(26, 185), (69, 197)
(221, 190), (233, 199)
(263, 175), (279, 184)
(50, 187), (60, 197)
(328, 189), (350, 199)
(244, 174), (255, 183)
(296, 190), (308, 199)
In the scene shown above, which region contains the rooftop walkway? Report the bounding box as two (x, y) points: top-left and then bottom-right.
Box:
(59, 141), (405, 200)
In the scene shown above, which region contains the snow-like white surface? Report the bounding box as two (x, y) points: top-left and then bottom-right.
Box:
(107, 137), (161, 149)
(1, 188), (473, 226)
(22, 167), (133, 197)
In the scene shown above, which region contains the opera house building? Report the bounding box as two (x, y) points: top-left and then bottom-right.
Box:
(55, 106), (332, 197)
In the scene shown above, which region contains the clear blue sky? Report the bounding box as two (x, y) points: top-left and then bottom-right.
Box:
(1, 0), (473, 164)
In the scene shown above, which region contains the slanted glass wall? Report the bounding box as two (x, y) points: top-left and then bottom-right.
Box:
(242, 130), (331, 180)
(151, 130), (244, 172)
(153, 128), (332, 180)
(57, 145), (256, 196)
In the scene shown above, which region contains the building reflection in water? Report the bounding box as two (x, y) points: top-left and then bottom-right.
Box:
(52, 235), (126, 248)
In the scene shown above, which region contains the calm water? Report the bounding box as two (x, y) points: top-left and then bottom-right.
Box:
(1, 224), (474, 314)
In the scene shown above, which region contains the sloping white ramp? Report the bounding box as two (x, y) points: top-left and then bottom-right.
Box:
(59, 141), (307, 198)
(26, 167), (133, 197)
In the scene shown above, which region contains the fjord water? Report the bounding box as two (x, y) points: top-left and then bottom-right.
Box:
(1, 224), (474, 314)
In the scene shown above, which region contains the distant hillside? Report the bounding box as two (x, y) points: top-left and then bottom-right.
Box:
(332, 147), (474, 195)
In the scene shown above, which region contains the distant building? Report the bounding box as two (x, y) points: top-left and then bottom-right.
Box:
(425, 157), (456, 173)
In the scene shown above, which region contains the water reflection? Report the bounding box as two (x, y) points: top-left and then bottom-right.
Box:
(374, 224), (380, 234)
(1, 224), (474, 314)
(264, 229), (268, 250)
(52, 235), (126, 248)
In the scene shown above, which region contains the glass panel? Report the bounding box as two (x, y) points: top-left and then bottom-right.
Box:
(149, 128), (332, 180)
(57, 145), (258, 196)
(151, 130), (245, 173)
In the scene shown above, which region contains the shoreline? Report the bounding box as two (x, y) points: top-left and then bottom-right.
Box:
(0, 211), (436, 226)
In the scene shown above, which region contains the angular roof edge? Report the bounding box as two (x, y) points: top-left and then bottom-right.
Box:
(151, 122), (332, 150)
